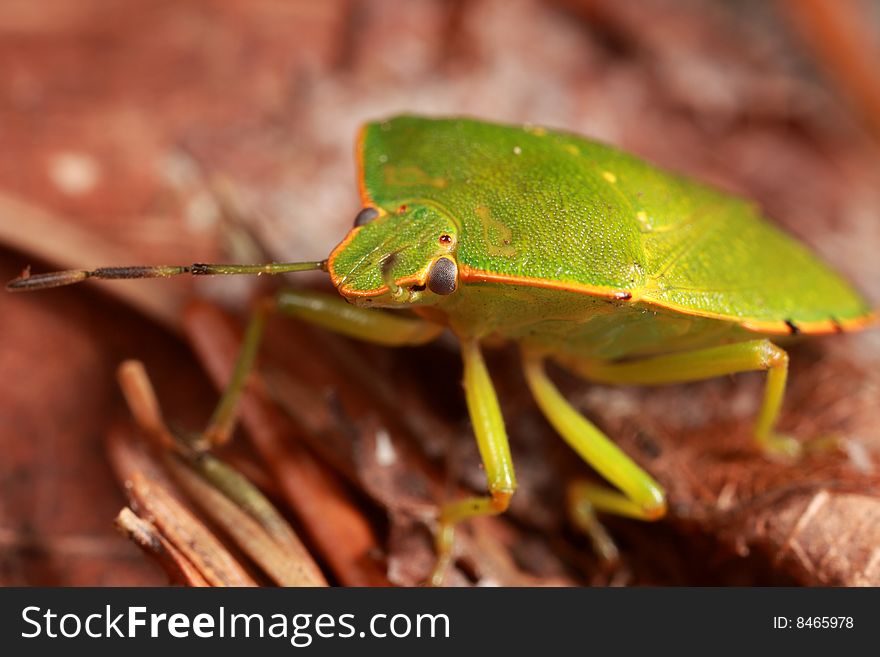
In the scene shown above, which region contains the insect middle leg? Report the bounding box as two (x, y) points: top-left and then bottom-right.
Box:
(523, 340), (795, 563)
(521, 351), (667, 522)
(521, 350), (666, 564)
(202, 288), (444, 447)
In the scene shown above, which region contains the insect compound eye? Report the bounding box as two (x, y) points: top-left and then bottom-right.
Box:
(353, 206), (379, 227)
(438, 234), (453, 246)
(427, 257), (457, 295)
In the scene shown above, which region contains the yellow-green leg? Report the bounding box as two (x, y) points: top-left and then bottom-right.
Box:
(538, 339), (794, 562)
(202, 298), (273, 447)
(275, 289), (444, 347)
(522, 351), (667, 521)
(430, 338), (517, 586)
(203, 288), (444, 447)
(558, 338), (796, 457)
(202, 290), (510, 585)
(521, 350), (666, 565)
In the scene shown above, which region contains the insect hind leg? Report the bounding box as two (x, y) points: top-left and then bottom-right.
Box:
(557, 339), (798, 458)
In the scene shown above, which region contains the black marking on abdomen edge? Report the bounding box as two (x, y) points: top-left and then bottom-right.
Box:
(784, 319), (800, 335)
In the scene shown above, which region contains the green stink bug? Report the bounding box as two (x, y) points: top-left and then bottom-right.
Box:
(7, 115), (875, 584)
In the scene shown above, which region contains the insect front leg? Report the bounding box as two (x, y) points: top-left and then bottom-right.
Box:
(275, 288), (444, 346)
(203, 288), (445, 447)
(559, 339), (797, 457)
(201, 297), (274, 447)
(278, 296), (520, 585)
(430, 338), (517, 586)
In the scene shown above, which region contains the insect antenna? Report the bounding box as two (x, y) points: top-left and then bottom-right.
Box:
(5, 260), (327, 292)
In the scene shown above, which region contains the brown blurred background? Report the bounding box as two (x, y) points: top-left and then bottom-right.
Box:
(1, 0), (880, 586)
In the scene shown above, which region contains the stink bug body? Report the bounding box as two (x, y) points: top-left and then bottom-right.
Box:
(8, 116), (875, 584)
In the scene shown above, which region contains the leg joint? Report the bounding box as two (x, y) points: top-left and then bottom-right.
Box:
(643, 497), (667, 521)
(489, 489), (513, 513)
(759, 340), (788, 370)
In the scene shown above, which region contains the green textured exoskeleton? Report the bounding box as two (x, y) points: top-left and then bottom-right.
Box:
(8, 116), (874, 584)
